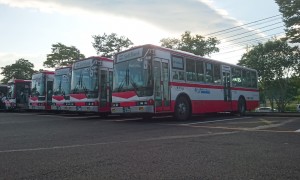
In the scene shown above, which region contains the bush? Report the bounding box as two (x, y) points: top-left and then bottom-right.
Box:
(285, 104), (297, 112)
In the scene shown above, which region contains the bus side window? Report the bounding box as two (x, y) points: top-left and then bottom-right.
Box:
(205, 62), (213, 83)
(242, 70), (251, 87)
(172, 70), (184, 81)
(196, 61), (204, 82)
(186, 59), (196, 81)
(213, 64), (221, 84)
(232, 68), (242, 87)
(250, 71), (257, 88)
(178, 71), (185, 81)
(173, 71), (179, 80)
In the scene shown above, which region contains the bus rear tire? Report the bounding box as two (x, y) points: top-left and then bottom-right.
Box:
(238, 98), (246, 116)
(174, 96), (191, 121)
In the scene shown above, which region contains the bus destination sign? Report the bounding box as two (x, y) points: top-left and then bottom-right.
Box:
(117, 48), (143, 62)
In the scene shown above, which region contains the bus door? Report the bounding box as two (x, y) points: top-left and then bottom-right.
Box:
(99, 67), (111, 111)
(153, 58), (171, 112)
(46, 79), (53, 107)
(222, 65), (232, 111)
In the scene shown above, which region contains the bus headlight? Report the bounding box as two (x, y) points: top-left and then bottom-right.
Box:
(112, 103), (120, 107)
(137, 101), (149, 106)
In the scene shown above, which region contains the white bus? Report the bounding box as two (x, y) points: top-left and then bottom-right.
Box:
(111, 44), (259, 120)
(67, 56), (113, 114)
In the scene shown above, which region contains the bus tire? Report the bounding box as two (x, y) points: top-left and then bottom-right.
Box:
(238, 98), (246, 116)
(174, 96), (191, 121)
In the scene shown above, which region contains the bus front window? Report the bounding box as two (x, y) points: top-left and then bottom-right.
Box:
(113, 59), (153, 96)
(31, 74), (45, 97)
(53, 74), (70, 96)
(71, 65), (98, 98)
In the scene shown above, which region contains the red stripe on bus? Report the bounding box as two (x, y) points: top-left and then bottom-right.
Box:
(116, 100), (258, 113)
(52, 95), (64, 101)
(30, 97), (38, 101)
(69, 94), (87, 100)
(112, 91), (137, 99)
(170, 82), (259, 92)
(74, 102), (86, 106)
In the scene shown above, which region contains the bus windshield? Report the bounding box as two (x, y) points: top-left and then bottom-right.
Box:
(113, 58), (153, 96)
(31, 74), (45, 97)
(53, 74), (71, 96)
(71, 65), (98, 97)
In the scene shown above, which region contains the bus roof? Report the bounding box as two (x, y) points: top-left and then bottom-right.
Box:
(8, 79), (31, 84)
(75, 56), (113, 63)
(117, 44), (257, 72)
(32, 70), (55, 75)
(55, 66), (72, 70)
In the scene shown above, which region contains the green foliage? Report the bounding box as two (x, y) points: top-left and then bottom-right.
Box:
(285, 103), (297, 112)
(92, 33), (133, 58)
(1, 59), (35, 84)
(265, 79), (297, 112)
(238, 39), (300, 112)
(275, 0), (300, 43)
(160, 31), (220, 56)
(43, 43), (85, 68)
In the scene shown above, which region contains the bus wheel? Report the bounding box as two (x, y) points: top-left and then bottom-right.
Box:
(175, 96), (191, 121)
(238, 98), (246, 116)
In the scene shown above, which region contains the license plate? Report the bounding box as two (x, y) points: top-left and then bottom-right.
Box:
(124, 107), (131, 113)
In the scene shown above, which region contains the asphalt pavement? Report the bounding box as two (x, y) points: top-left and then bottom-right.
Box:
(0, 112), (299, 179)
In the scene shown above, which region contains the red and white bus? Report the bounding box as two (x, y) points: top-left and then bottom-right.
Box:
(0, 84), (8, 110)
(6, 79), (31, 110)
(67, 56), (113, 114)
(111, 44), (259, 120)
(29, 71), (54, 110)
(51, 66), (72, 111)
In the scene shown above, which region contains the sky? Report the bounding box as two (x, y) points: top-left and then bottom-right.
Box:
(0, 0), (284, 80)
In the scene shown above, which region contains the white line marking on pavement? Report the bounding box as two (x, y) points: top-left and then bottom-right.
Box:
(61, 115), (100, 119)
(251, 119), (296, 130)
(178, 117), (252, 126)
(0, 131), (237, 153)
(295, 129), (300, 132)
(104, 118), (142, 122)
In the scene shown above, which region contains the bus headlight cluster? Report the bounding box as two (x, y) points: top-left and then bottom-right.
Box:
(65, 102), (75, 106)
(86, 102), (95, 106)
(136, 101), (148, 106)
(112, 103), (120, 107)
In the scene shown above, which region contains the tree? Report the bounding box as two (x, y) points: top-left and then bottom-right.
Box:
(92, 33), (133, 58)
(238, 38), (300, 111)
(275, 0), (300, 43)
(160, 31), (220, 56)
(1, 59), (35, 84)
(43, 43), (85, 68)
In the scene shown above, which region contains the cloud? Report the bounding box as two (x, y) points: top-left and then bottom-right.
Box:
(0, 0), (255, 35)
(0, 0), (274, 65)
(0, 52), (53, 80)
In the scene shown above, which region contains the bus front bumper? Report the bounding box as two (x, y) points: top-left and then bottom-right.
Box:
(111, 106), (154, 114)
(29, 105), (46, 110)
(66, 106), (98, 112)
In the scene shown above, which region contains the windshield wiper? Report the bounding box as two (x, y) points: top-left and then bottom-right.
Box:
(117, 69), (129, 92)
(129, 76), (139, 94)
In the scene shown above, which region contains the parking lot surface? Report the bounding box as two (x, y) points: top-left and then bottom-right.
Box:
(0, 112), (299, 179)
